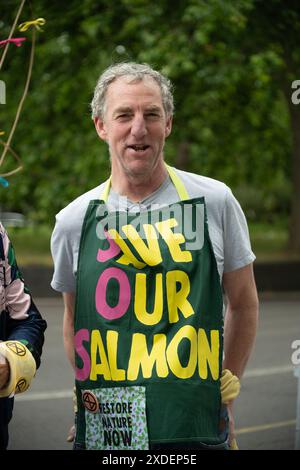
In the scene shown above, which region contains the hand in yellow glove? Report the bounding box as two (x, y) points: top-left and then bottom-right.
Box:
(220, 369), (240, 404)
(220, 370), (240, 450)
(229, 438), (239, 450)
(0, 341), (36, 397)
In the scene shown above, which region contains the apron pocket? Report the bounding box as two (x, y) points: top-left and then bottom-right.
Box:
(82, 385), (149, 450)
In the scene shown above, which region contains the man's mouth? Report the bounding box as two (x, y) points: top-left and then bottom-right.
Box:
(127, 144), (150, 152)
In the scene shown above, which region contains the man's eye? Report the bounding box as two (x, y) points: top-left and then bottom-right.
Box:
(146, 113), (160, 118)
(117, 114), (132, 119)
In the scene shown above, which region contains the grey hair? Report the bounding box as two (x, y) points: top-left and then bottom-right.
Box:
(90, 62), (174, 119)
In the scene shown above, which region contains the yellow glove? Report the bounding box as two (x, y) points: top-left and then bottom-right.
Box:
(0, 341), (36, 397)
(220, 369), (240, 404)
(229, 438), (239, 450)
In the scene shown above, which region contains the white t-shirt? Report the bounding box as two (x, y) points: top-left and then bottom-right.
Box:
(50, 167), (255, 293)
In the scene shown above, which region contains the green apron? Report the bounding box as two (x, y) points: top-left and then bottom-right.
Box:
(74, 165), (225, 450)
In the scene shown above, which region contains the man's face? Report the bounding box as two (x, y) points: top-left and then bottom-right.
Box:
(94, 76), (172, 178)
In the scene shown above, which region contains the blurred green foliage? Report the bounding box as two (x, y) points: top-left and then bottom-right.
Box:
(8, 224), (53, 265)
(0, 0), (299, 248)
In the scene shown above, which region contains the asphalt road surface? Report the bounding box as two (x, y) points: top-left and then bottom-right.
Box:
(8, 294), (300, 451)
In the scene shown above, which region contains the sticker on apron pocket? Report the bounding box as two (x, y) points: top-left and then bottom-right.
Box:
(84, 385), (149, 450)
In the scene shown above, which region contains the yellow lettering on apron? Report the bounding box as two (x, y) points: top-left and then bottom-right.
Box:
(90, 330), (111, 381)
(108, 228), (146, 269)
(134, 273), (163, 326)
(166, 270), (194, 323)
(198, 329), (220, 380)
(155, 218), (192, 263)
(106, 330), (126, 381)
(166, 325), (197, 379)
(127, 333), (168, 381)
(122, 224), (162, 266)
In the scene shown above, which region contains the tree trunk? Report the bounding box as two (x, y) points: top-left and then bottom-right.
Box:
(286, 90), (300, 253)
(281, 49), (300, 254)
(175, 141), (189, 170)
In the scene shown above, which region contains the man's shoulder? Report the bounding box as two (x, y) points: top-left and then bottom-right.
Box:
(55, 183), (106, 232)
(174, 167), (230, 202)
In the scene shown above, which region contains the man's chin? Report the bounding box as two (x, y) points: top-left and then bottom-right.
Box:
(124, 160), (155, 178)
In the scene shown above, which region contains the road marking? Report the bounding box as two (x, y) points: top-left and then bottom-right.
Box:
(15, 364), (295, 402)
(244, 365), (293, 378)
(16, 390), (73, 401)
(236, 419), (296, 435)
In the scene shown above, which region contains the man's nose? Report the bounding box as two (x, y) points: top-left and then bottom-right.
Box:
(131, 115), (147, 138)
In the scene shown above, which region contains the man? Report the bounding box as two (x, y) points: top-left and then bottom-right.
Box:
(0, 222), (47, 449)
(51, 62), (259, 450)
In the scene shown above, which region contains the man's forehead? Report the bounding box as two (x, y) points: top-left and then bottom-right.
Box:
(112, 74), (158, 87)
(106, 75), (162, 99)
(103, 76), (165, 116)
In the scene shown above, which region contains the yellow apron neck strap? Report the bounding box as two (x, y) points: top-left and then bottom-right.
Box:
(100, 176), (112, 202)
(165, 164), (189, 200)
(100, 164), (189, 202)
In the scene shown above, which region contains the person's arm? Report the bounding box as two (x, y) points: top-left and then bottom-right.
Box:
(62, 292), (76, 370)
(222, 262), (259, 447)
(62, 292), (77, 443)
(0, 226), (47, 368)
(0, 225), (47, 395)
(222, 263), (259, 378)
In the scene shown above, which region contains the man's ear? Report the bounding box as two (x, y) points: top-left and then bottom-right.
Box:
(94, 117), (107, 141)
(165, 115), (173, 138)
